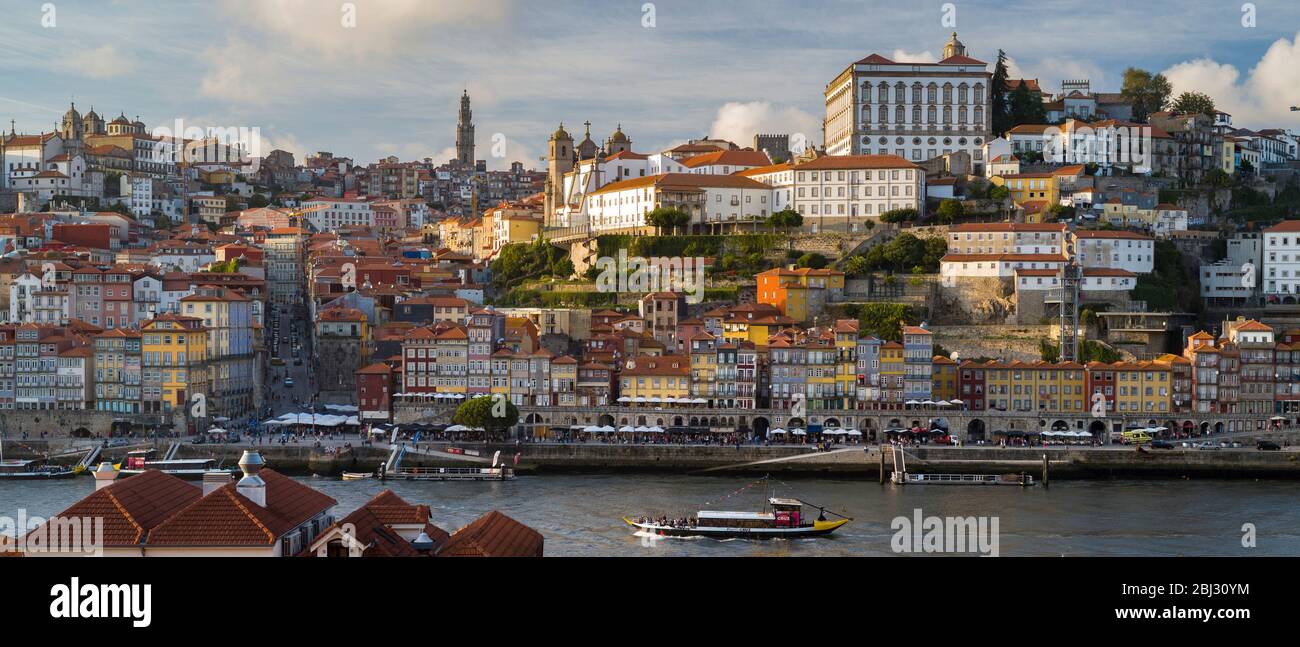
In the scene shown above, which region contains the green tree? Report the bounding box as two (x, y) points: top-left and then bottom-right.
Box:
(843, 254), (872, 277)
(1170, 91), (1216, 116)
(857, 303), (914, 342)
(1009, 83), (1046, 126)
(936, 198), (965, 224)
(767, 209), (803, 230)
(879, 207), (917, 223)
(988, 185), (1010, 200)
(248, 193), (270, 208)
(646, 207), (689, 235)
(453, 395), (520, 435)
(1204, 168), (1232, 188)
(991, 49), (1013, 136)
(1046, 203), (1076, 221)
(1120, 68), (1172, 123)
(796, 252), (828, 269)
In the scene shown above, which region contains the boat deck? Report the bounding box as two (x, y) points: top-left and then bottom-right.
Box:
(382, 467), (514, 481)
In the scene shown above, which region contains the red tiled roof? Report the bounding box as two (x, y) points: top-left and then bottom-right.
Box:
(438, 511), (543, 557)
(30, 471), (200, 547)
(1264, 220), (1300, 233)
(146, 469), (336, 546)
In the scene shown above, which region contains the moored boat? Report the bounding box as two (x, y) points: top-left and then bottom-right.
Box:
(341, 471), (374, 481)
(0, 459), (77, 480)
(625, 497), (850, 540)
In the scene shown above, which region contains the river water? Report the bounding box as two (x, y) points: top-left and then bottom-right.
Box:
(2, 475), (1297, 556)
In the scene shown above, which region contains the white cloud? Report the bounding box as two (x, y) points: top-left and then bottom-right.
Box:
(1004, 56), (1108, 94)
(708, 101), (821, 149)
(61, 45), (133, 79)
(218, 0), (512, 60)
(1163, 31), (1300, 128)
(890, 49), (936, 63)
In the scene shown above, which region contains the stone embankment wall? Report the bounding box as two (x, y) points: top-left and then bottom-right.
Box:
(936, 277), (1016, 324)
(930, 324), (1054, 361)
(0, 410), (183, 438)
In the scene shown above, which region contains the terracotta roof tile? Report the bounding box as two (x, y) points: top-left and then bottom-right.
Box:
(438, 511), (543, 557)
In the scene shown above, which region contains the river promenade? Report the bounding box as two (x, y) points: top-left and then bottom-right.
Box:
(11, 437), (1300, 479)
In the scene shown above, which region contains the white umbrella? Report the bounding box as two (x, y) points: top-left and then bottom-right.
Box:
(769, 428), (787, 434)
(847, 429), (862, 436)
(949, 399), (963, 405)
(617, 396), (631, 403)
(646, 426), (664, 433)
(647, 397), (662, 404)
(445, 424), (470, 432)
(633, 397), (647, 403)
(597, 425), (616, 433)
(792, 429), (807, 436)
(935, 400), (950, 406)
(619, 425), (636, 433)
(693, 398), (708, 404)
(905, 400), (920, 406)
(582, 425), (601, 433)
(634, 425), (651, 432)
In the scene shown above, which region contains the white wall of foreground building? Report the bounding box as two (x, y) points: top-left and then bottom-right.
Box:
(740, 154), (924, 230)
(1073, 231), (1154, 274)
(824, 34), (991, 172)
(584, 174), (771, 233)
(1263, 221), (1300, 297)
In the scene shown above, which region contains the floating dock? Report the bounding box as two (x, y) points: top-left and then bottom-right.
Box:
(380, 466), (514, 481)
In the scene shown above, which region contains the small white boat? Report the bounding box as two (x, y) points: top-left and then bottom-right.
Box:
(341, 471), (374, 481)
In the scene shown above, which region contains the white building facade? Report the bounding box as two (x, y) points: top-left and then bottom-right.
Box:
(824, 33), (991, 173)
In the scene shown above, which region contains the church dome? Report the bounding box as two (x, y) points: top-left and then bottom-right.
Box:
(110, 112), (131, 126)
(552, 123), (572, 140)
(84, 108), (99, 121)
(63, 103), (82, 123)
(609, 124), (629, 143)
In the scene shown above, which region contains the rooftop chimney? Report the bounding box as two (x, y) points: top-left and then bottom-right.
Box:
(412, 531), (435, 552)
(202, 470), (234, 497)
(236, 450), (267, 507)
(92, 461), (118, 491)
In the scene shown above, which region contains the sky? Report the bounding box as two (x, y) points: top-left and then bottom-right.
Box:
(1, 0), (1298, 170)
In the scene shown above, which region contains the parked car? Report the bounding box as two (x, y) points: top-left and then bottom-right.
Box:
(285, 377), (295, 387)
(1257, 440), (1282, 451)
(1151, 440), (1175, 449)
(1194, 441), (1220, 450)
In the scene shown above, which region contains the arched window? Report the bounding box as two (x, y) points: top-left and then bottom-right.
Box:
(973, 83), (985, 105)
(912, 83), (922, 103)
(959, 107), (967, 124)
(943, 106), (952, 124)
(958, 83), (969, 104)
(861, 82), (872, 103)
(878, 82), (890, 104)
(879, 105), (889, 123)
(943, 83), (953, 104)
(974, 106), (984, 126)
(927, 105), (937, 123)
(912, 105), (922, 123)
(928, 83), (938, 103)
(895, 105), (906, 123)
(895, 82), (906, 104)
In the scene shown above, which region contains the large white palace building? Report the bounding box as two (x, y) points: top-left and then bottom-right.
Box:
(824, 33), (992, 174)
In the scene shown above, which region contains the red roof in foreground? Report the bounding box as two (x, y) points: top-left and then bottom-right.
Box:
(306, 490), (450, 557)
(30, 470), (200, 547)
(438, 511), (544, 557)
(146, 469), (336, 546)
